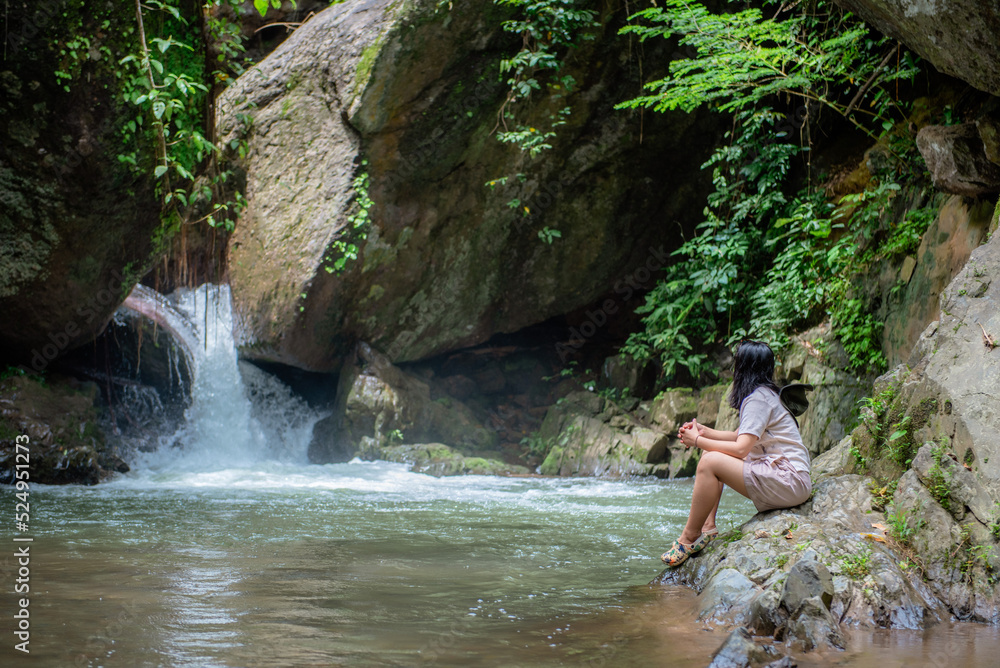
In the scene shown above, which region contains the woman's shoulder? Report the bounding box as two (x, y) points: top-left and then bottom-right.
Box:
(745, 385), (779, 404)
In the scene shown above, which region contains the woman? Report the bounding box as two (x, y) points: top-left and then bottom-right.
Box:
(660, 340), (812, 567)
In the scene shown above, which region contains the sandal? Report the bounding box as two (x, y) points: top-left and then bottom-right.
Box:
(689, 529), (719, 554)
(660, 539), (696, 567)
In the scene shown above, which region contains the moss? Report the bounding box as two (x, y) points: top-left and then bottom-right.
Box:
(353, 35), (387, 100)
(539, 445), (565, 475)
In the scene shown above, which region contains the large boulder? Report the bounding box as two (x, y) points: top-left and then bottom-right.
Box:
(896, 229), (1000, 502)
(355, 441), (530, 477)
(217, 0), (718, 371)
(916, 124), (1000, 197)
(834, 1), (1000, 96)
(308, 342), (498, 463)
(1, 4), (159, 367)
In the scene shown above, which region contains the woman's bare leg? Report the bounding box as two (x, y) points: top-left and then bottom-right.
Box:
(679, 452), (749, 545)
(702, 483), (722, 533)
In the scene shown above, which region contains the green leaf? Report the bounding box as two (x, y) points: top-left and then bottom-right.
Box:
(154, 165), (168, 179)
(253, 0), (269, 16)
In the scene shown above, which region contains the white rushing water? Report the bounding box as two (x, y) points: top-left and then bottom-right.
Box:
(135, 284), (324, 473)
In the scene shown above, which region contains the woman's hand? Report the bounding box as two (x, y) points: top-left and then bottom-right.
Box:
(678, 423), (702, 450)
(677, 418), (705, 449)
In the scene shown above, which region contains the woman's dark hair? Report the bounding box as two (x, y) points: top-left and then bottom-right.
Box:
(728, 340), (780, 410)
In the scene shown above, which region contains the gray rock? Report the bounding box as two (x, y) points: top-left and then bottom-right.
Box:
(811, 436), (855, 479)
(916, 124), (1000, 197)
(534, 392), (689, 478)
(699, 568), (762, 624)
(647, 388), (698, 433)
(308, 342), (497, 463)
(657, 474), (951, 640)
(355, 442), (529, 477)
(217, 0), (723, 371)
(785, 596), (844, 652)
(707, 628), (777, 668)
(834, 1), (1000, 96)
(780, 558), (834, 615)
(747, 588), (785, 636)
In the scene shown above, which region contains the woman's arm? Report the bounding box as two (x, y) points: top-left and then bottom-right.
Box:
(701, 426), (738, 441)
(679, 426), (756, 459)
(680, 419), (737, 442)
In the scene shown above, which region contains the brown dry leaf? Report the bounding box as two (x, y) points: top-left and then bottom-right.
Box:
(871, 522), (887, 532)
(783, 529), (794, 540)
(754, 529), (770, 539)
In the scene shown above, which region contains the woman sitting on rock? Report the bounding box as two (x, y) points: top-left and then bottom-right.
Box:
(661, 340), (812, 567)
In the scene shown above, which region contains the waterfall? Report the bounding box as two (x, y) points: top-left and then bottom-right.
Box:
(135, 284), (325, 472)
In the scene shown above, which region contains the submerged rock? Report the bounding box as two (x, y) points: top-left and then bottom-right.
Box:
(356, 441), (529, 477)
(218, 0), (719, 371)
(0, 374), (127, 485)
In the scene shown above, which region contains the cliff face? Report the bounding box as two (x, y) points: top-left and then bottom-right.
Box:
(218, 0), (721, 372)
(0, 4), (160, 368)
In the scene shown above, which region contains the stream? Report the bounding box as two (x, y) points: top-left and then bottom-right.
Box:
(2, 286), (998, 667)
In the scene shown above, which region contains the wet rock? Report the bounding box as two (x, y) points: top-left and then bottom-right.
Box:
(308, 343), (497, 464)
(356, 441), (529, 477)
(707, 627), (778, 668)
(834, 1), (1000, 96)
(0, 374), (127, 485)
(784, 596), (844, 652)
(916, 124), (1000, 197)
(699, 568), (761, 625)
(534, 391), (693, 477)
(780, 558), (834, 615)
(218, 0), (721, 371)
(747, 588), (785, 636)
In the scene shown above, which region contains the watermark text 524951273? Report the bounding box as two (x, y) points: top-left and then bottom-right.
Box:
(12, 435), (32, 654)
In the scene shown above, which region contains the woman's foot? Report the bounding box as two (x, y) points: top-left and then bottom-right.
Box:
(661, 539), (696, 567)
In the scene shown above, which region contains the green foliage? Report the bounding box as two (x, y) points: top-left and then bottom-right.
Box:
(538, 226), (562, 244)
(616, 0), (931, 379)
(925, 441), (953, 510)
(618, 0), (918, 138)
(885, 502), (924, 546)
(324, 163), (372, 274)
(868, 478), (897, 511)
(840, 547), (873, 579)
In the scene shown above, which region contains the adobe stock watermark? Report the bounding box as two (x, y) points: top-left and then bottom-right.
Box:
(555, 244), (670, 362)
(3, 1), (67, 58)
(16, 269), (130, 374)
